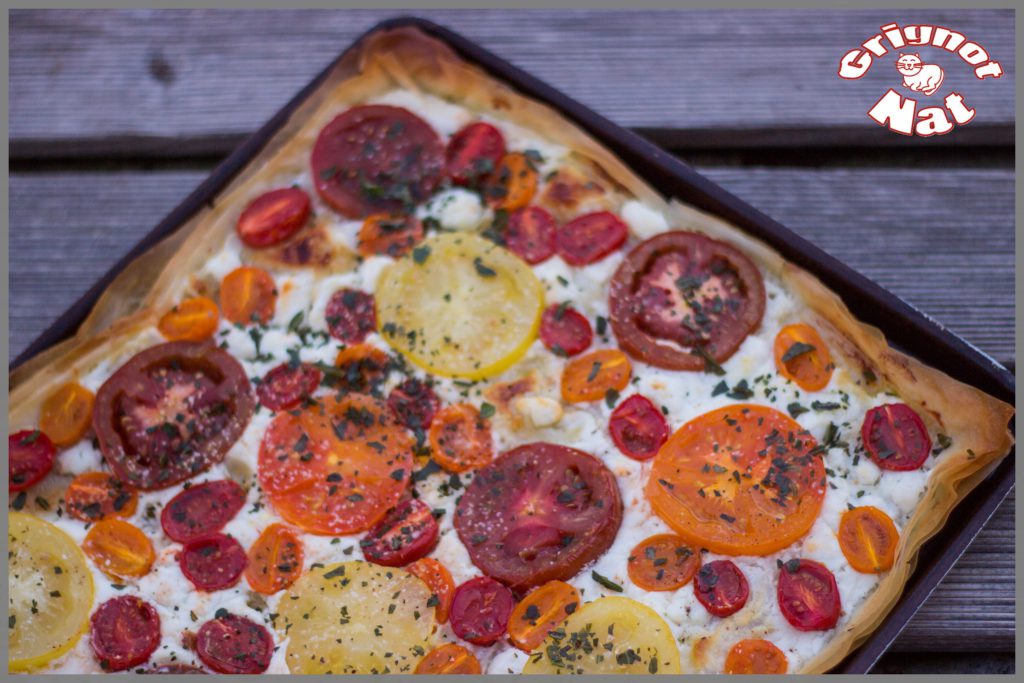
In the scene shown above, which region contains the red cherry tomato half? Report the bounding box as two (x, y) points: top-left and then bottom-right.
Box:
(446, 122), (507, 186)
(694, 559), (749, 618)
(257, 362), (322, 411)
(179, 533), (248, 591)
(861, 403), (932, 471)
(609, 394), (670, 460)
(9, 429), (56, 492)
(236, 187), (311, 248)
(555, 211), (628, 266)
(450, 576), (515, 646)
(90, 596), (161, 672)
(505, 206), (557, 265)
(160, 479), (247, 543)
(777, 559), (841, 631)
(325, 288), (376, 345)
(387, 378), (441, 434)
(196, 613), (273, 674)
(361, 498), (439, 567)
(539, 304), (593, 357)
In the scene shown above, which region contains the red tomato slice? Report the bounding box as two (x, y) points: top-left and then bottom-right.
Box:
(446, 122), (507, 186)
(609, 394), (670, 460)
(257, 362), (322, 411)
(539, 304), (593, 357)
(236, 187), (311, 248)
(89, 596), (161, 672)
(776, 559), (841, 631)
(861, 403), (932, 471)
(505, 206), (557, 265)
(245, 523), (304, 595)
(179, 533), (248, 591)
(450, 576), (515, 646)
(196, 613), (273, 674)
(160, 479), (247, 543)
(694, 559), (749, 617)
(388, 379), (441, 434)
(361, 498), (439, 567)
(555, 211), (628, 266)
(9, 429), (56, 492)
(325, 288), (376, 344)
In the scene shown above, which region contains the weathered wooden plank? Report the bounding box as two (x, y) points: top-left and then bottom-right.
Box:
(9, 9), (1016, 154)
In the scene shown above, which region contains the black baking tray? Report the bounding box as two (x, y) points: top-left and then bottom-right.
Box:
(10, 16), (1015, 673)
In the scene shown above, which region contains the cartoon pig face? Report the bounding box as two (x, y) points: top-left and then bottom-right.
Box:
(896, 53), (924, 75)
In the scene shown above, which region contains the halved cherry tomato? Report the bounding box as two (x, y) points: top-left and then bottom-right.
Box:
(65, 472), (137, 522)
(325, 288), (376, 344)
(484, 152), (538, 211)
(158, 297), (220, 343)
(180, 533), (247, 591)
(838, 506), (899, 574)
(160, 479), (247, 543)
(428, 403), (494, 473)
(450, 576), (514, 646)
(505, 206), (557, 265)
(83, 519), (155, 579)
(694, 559), (749, 618)
(236, 187), (311, 248)
(361, 498), (439, 567)
(774, 323), (833, 392)
(245, 523), (304, 594)
(861, 403), (932, 471)
(196, 613), (273, 674)
(388, 379), (441, 434)
(724, 639), (788, 674)
(646, 405), (826, 556)
(39, 382), (95, 448)
(609, 394), (670, 460)
(333, 344), (392, 393)
(89, 596), (161, 672)
(407, 558), (455, 623)
(257, 362), (322, 411)
(540, 303), (593, 357)
(561, 349), (632, 404)
(357, 213), (424, 258)
(9, 429), (56, 492)
(220, 266), (276, 325)
(627, 534), (700, 592)
(414, 643), (481, 674)
(507, 580), (580, 652)
(555, 211), (628, 266)
(777, 559), (841, 631)
(447, 122), (507, 186)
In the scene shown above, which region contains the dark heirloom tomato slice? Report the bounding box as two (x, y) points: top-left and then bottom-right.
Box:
(311, 105), (444, 218)
(454, 442), (623, 592)
(388, 378), (441, 433)
(450, 576), (515, 646)
(196, 613), (273, 674)
(90, 596), (161, 672)
(257, 362), (322, 411)
(160, 479), (247, 543)
(539, 303), (593, 357)
(9, 429), (56, 492)
(325, 288), (376, 344)
(505, 206), (557, 265)
(236, 187), (311, 248)
(609, 394), (669, 460)
(446, 122), (507, 186)
(361, 498), (439, 567)
(179, 533), (248, 591)
(609, 231), (766, 371)
(777, 559), (841, 631)
(861, 403), (932, 471)
(555, 211), (628, 266)
(92, 342), (254, 491)
(694, 560), (749, 617)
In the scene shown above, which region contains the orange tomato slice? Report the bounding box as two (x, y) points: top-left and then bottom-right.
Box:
(507, 580), (580, 652)
(333, 344), (393, 393)
(627, 534), (701, 591)
(406, 558), (455, 624)
(561, 349), (632, 403)
(82, 519), (155, 579)
(838, 506), (899, 573)
(157, 296), (220, 342)
(357, 213), (424, 258)
(773, 323), (833, 392)
(428, 403), (494, 473)
(724, 639), (788, 674)
(64, 472), (137, 522)
(485, 152), (538, 211)
(245, 523), (304, 594)
(39, 382), (95, 448)
(220, 266), (276, 325)
(645, 405), (826, 556)
(414, 643), (481, 674)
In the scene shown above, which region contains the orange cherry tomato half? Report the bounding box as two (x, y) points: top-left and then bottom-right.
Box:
(414, 643), (481, 675)
(357, 213), (425, 258)
(724, 639), (788, 674)
(428, 403), (494, 473)
(507, 580), (580, 652)
(39, 382), (95, 448)
(838, 506), (899, 574)
(646, 404), (826, 556)
(407, 557), (455, 623)
(245, 523), (304, 594)
(561, 349), (632, 404)
(157, 296), (220, 342)
(627, 534), (701, 592)
(220, 266), (276, 325)
(82, 519), (155, 580)
(484, 152), (538, 211)
(773, 323), (833, 392)
(333, 344), (393, 394)
(64, 472), (138, 522)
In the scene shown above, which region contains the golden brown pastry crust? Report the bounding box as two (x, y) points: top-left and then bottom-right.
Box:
(10, 26), (1013, 673)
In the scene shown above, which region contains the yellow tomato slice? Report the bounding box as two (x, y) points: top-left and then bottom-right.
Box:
(376, 233), (543, 380)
